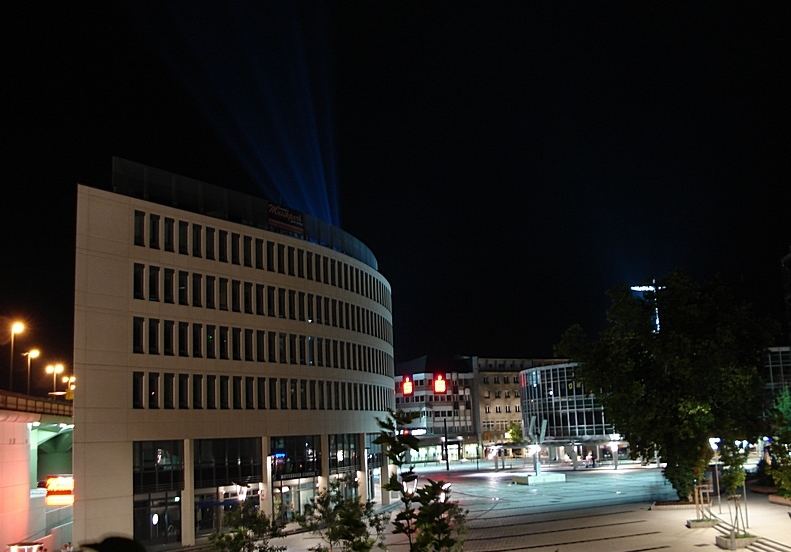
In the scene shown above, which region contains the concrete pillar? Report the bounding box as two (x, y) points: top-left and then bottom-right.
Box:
(181, 438), (195, 546)
(379, 452), (391, 506)
(319, 433), (330, 492)
(261, 437), (272, 518)
(357, 433), (368, 504)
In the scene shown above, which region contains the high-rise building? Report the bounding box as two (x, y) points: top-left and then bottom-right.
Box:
(73, 159), (395, 549)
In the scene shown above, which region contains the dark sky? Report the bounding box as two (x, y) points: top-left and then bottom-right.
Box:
(3, 2), (790, 391)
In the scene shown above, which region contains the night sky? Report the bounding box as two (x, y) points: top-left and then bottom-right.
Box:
(3, 3), (790, 393)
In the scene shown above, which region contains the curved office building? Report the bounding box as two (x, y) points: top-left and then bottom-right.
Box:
(73, 159), (395, 548)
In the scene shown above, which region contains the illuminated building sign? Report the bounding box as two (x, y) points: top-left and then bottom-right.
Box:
(433, 374), (447, 394)
(402, 377), (413, 396)
(45, 475), (74, 506)
(267, 203), (304, 236)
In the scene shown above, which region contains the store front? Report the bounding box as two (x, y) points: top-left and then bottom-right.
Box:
(270, 435), (320, 523)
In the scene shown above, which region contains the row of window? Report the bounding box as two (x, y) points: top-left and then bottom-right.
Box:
(132, 371), (393, 412)
(133, 210), (391, 311)
(484, 404), (521, 413)
(131, 317), (394, 377)
(133, 263), (392, 345)
(484, 389), (520, 399)
(482, 375), (520, 384)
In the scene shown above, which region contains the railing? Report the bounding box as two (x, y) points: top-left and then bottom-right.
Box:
(0, 388), (73, 416)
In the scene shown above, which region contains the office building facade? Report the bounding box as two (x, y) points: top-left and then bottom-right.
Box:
(73, 160), (395, 548)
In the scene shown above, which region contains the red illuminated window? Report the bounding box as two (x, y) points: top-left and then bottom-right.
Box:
(402, 377), (414, 396)
(433, 374), (447, 394)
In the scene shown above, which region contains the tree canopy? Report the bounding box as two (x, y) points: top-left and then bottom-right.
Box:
(556, 272), (778, 499)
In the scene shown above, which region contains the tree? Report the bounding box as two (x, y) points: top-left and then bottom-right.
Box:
(766, 387), (791, 497)
(374, 410), (467, 551)
(209, 498), (285, 552)
(556, 272), (776, 500)
(504, 421), (523, 444)
(297, 474), (387, 552)
(719, 441), (750, 539)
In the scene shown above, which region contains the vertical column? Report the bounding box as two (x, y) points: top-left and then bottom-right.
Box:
(379, 452), (391, 506)
(181, 438), (195, 546)
(319, 433), (330, 491)
(261, 436), (272, 517)
(357, 433), (368, 504)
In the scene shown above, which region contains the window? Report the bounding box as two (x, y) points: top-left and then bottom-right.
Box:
(306, 252), (313, 280)
(266, 241), (275, 271)
(245, 376), (254, 409)
(244, 329), (253, 361)
(192, 273), (202, 307)
(205, 227), (215, 260)
(178, 271), (189, 305)
(233, 376), (242, 409)
(192, 323), (202, 357)
(318, 381), (325, 410)
(255, 284), (265, 315)
(297, 249), (304, 278)
(178, 322), (189, 356)
(206, 325), (216, 359)
(149, 214), (160, 249)
(178, 221), (189, 254)
(267, 286), (275, 316)
(133, 372), (144, 408)
(148, 266), (160, 301)
(278, 333), (287, 363)
(231, 233), (240, 264)
(300, 379), (307, 410)
(178, 375), (189, 409)
(494, 376), (500, 384)
(256, 330), (265, 362)
(164, 269), (174, 304)
(163, 320), (174, 356)
(206, 375), (216, 409)
(205, 275), (215, 309)
(134, 211), (145, 246)
(289, 334), (297, 364)
(192, 224), (202, 257)
(257, 377), (266, 409)
(219, 327), (229, 359)
(288, 290), (296, 320)
(219, 278), (228, 310)
(298, 292), (305, 321)
(133, 264), (145, 299)
(267, 332), (276, 363)
(148, 372), (159, 408)
(277, 244), (285, 274)
(192, 374), (203, 409)
(255, 238), (264, 269)
(278, 288), (286, 319)
(243, 236), (252, 267)
(244, 282), (253, 314)
(218, 230), (228, 262)
(220, 376), (229, 409)
(133, 317), (144, 353)
(485, 405), (491, 414)
(505, 405), (511, 413)
(163, 373), (174, 409)
(164, 218), (174, 251)
(495, 406), (502, 413)
(269, 378), (278, 409)
(148, 318), (159, 354)
(231, 280), (241, 312)
(287, 246), (295, 276)
(495, 391), (501, 399)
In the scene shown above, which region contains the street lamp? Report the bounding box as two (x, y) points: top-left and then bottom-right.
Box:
(22, 348), (40, 395)
(9, 321), (25, 391)
(709, 437), (722, 513)
(45, 363), (65, 394)
(62, 375), (76, 400)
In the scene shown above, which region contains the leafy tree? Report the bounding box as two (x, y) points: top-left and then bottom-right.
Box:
(504, 421), (523, 443)
(375, 410), (467, 551)
(766, 387), (791, 497)
(297, 474), (387, 552)
(209, 498), (285, 552)
(719, 441), (750, 538)
(556, 272), (776, 500)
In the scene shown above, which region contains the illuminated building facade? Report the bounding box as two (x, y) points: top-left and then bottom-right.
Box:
(520, 362), (623, 462)
(73, 159), (394, 549)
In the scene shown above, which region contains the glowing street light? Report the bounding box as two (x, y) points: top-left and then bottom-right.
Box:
(9, 321), (25, 391)
(22, 348), (40, 395)
(62, 374), (76, 400)
(45, 363), (65, 394)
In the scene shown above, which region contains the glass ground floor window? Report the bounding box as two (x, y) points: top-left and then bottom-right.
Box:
(272, 476), (317, 524)
(133, 490), (181, 547)
(195, 482), (263, 536)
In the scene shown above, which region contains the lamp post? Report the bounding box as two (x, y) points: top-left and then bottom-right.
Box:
(45, 363), (65, 394)
(9, 321), (25, 391)
(709, 437), (722, 514)
(22, 348), (40, 395)
(62, 375), (76, 400)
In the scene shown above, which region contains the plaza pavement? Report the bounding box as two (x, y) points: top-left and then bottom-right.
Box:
(273, 460), (791, 552)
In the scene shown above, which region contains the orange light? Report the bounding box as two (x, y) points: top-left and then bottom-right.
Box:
(402, 377), (413, 396)
(46, 475), (74, 495)
(46, 494), (74, 506)
(433, 374), (447, 394)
